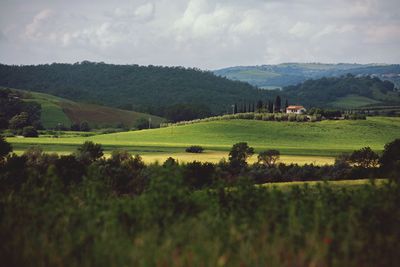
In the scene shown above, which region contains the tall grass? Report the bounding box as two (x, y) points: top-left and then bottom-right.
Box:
(1, 175), (398, 267)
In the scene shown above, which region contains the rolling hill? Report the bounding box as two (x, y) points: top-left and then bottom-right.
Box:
(8, 117), (400, 164)
(0, 62), (272, 116)
(10, 89), (165, 129)
(214, 63), (400, 88)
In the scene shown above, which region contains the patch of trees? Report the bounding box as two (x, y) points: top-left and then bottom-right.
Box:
(185, 146), (204, 153)
(0, 88), (42, 136)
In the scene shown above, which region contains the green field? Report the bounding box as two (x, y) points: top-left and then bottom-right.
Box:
(16, 89), (165, 128)
(329, 94), (381, 109)
(7, 116), (400, 164)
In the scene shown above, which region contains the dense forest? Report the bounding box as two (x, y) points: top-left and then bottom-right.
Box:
(0, 62), (273, 117)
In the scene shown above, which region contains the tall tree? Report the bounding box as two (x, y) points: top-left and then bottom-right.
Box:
(267, 100), (273, 113)
(274, 95), (281, 113)
(256, 100), (263, 112)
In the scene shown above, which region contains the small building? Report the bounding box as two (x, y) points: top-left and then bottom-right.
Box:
(286, 105), (306, 114)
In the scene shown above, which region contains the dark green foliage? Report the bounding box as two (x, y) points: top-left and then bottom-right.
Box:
(274, 95), (281, 112)
(229, 142), (254, 171)
(0, 159), (399, 266)
(0, 62), (270, 116)
(257, 149), (280, 167)
(0, 140), (399, 266)
(165, 103), (212, 122)
(22, 126), (38, 137)
(183, 161), (215, 189)
(75, 141), (104, 164)
(70, 123), (80, 131)
(284, 75), (398, 107)
(0, 136), (12, 160)
(380, 139), (400, 179)
(0, 88), (42, 130)
(133, 117), (150, 130)
(99, 151), (146, 195)
(54, 155), (85, 185)
(9, 112), (29, 130)
(185, 145), (204, 153)
(80, 121), (90, 132)
(349, 147), (379, 168)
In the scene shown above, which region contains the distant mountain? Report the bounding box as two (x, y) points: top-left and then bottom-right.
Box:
(214, 63), (400, 89)
(0, 62), (272, 116)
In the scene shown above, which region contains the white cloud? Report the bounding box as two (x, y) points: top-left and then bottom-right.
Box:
(0, 0), (399, 68)
(24, 9), (54, 39)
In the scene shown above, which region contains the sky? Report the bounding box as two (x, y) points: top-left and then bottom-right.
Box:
(0, 0), (399, 69)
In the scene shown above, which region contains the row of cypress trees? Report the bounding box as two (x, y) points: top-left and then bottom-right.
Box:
(233, 95), (289, 114)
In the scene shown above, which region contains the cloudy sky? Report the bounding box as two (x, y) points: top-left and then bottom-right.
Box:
(0, 0), (399, 69)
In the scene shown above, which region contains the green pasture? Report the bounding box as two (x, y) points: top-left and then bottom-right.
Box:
(7, 116), (400, 164)
(22, 91), (72, 128)
(329, 94), (381, 109)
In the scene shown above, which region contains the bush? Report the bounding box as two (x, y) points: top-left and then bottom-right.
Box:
(0, 136), (12, 160)
(185, 145), (204, 153)
(22, 126), (38, 137)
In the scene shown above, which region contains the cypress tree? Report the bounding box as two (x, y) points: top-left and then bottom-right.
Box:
(274, 95), (281, 113)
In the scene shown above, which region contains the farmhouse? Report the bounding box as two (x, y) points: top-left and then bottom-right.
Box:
(286, 105), (306, 114)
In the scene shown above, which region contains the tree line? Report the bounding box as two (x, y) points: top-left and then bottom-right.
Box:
(1, 137), (399, 194)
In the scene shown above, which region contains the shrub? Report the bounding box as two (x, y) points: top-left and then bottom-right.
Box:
(185, 145), (204, 153)
(75, 141), (104, 164)
(0, 136), (12, 160)
(22, 126), (38, 137)
(288, 114), (297, 121)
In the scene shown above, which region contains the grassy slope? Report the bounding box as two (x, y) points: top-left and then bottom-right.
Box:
(87, 117), (400, 153)
(8, 117), (400, 164)
(329, 94), (381, 109)
(19, 90), (165, 128)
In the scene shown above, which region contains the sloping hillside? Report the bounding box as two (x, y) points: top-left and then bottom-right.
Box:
(283, 75), (400, 108)
(0, 62), (272, 115)
(15, 89), (165, 129)
(8, 117), (400, 158)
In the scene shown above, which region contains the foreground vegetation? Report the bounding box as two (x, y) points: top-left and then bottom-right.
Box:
(1, 136), (399, 266)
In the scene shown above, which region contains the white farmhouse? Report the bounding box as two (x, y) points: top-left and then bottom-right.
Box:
(286, 105), (306, 114)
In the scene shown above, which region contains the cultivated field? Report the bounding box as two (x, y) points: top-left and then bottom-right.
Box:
(19, 89), (165, 128)
(7, 116), (400, 164)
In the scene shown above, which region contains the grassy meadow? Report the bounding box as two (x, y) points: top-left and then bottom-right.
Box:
(7, 116), (400, 164)
(18, 89), (165, 128)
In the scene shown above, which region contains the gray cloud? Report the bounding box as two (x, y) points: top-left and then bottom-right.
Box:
(0, 0), (399, 69)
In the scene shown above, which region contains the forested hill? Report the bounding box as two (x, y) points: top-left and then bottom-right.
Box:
(283, 75), (400, 109)
(0, 62), (273, 116)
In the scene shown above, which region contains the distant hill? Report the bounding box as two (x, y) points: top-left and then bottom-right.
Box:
(214, 63), (400, 89)
(282, 75), (400, 109)
(0, 62), (272, 116)
(5, 88), (165, 129)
